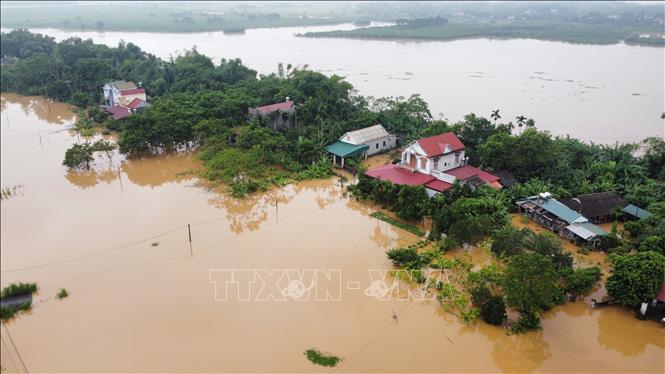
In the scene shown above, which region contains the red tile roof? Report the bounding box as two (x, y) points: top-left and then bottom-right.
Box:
(445, 165), (499, 183)
(104, 106), (131, 120)
(417, 132), (465, 157)
(365, 165), (435, 186)
(120, 88), (145, 96)
(252, 100), (294, 115)
(127, 97), (145, 109)
(424, 179), (453, 192)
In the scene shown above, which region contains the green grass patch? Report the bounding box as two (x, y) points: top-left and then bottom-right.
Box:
(304, 348), (341, 367)
(371, 211), (425, 237)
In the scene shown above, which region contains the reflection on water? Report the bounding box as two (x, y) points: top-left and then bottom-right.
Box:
(65, 166), (118, 189)
(597, 306), (664, 357)
(0, 93), (75, 124)
(121, 152), (200, 187)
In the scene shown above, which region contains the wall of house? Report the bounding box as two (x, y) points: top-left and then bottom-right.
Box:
(401, 143), (430, 174)
(363, 135), (397, 156)
(430, 150), (465, 173)
(401, 143), (465, 175)
(425, 187), (440, 197)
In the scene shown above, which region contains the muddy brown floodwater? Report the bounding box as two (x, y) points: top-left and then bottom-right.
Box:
(1, 93), (663, 372)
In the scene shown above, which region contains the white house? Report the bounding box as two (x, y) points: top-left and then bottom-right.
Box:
(102, 81), (146, 108)
(366, 132), (502, 197)
(400, 132), (466, 177)
(338, 124), (397, 156)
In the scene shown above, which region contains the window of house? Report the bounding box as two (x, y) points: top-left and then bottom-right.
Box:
(383, 141), (386, 147)
(433, 157), (439, 170)
(455, 152), (460, 164)
(420, 158), (426, 169)
(376, 143), (379, 149)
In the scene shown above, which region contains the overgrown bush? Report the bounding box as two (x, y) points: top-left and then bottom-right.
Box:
(480, 296), (507, 326)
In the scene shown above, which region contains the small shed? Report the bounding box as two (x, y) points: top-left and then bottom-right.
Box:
(622, 204), (652, 220)
(325, 141), (369, 168)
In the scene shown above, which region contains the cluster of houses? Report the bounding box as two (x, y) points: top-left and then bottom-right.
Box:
(102, 81), (150, 120)
(517, 191), (651, 247)
(325, 126), (504, 196)
(320, 122), (654, 250)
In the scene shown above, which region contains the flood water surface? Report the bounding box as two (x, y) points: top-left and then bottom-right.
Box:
(1, 94), (664, 372)
(13, 24), (665, 144)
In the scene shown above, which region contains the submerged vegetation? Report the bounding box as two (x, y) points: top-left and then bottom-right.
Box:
(1, 282), (37, 298)
(56, 288), (69, 300)
(304, 348), (341, 367)
(371, 211), (425, 237)
(0, 282), (37, 321)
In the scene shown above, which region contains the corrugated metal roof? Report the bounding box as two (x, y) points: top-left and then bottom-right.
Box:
(445, 165), (500, 183)
(566, 222), (607, 240)
(251, 101), (294, 115)
(425, 179), (453, 192)
(518, 195), (587, 224)
(109, 80), (137, 90)
(365, 165), (435, 186)
(539, 198), (586, 224)
(577, 222), (607, 236)
(565, 224), (597, 240)
(341, 124), (391, 144)
(622, 204), (652, 220)
(325, 141), (369, 158)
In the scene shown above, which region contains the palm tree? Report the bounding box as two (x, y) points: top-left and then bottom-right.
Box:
(491, 109), (501, 124)
(516, 115), (527, 133)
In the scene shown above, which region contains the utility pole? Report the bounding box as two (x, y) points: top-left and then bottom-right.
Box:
(188, 224), (193, 258)
(117, 164), (123, 191)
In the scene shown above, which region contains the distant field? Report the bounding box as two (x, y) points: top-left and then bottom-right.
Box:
(0, 4), (354, 33)
(300, 21), (665, 46)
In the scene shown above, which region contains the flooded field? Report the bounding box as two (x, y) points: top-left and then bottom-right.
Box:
(1, 93), (663, 372)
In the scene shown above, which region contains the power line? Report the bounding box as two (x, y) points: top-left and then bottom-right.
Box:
(1, 225), (187, 273)
(2, 323), (29, 373)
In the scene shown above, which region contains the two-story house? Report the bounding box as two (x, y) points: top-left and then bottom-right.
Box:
(366, 132), (502, 196)
(102, 80), (148, 119)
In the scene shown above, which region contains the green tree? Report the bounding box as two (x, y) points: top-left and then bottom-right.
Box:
(606, 251), (665, 306)
(503, 253), (560, 324)
(491, 225), (529, 257)
(63, 143), (94, 169)
(480, 295), (507, 326)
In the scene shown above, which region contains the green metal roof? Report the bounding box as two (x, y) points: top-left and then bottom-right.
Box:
(325, 141), (369, 158)
(539, 198), (585, 224)
(622, 204), (652, 220)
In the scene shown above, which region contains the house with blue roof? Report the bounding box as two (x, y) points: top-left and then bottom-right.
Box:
(516, 192), (608, 247)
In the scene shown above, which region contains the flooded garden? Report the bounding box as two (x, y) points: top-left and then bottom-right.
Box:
(1, 93), (663, 372)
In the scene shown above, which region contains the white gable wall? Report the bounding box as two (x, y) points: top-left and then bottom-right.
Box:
(401, 141), (465, 175)
(340, 132), (397, 156)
